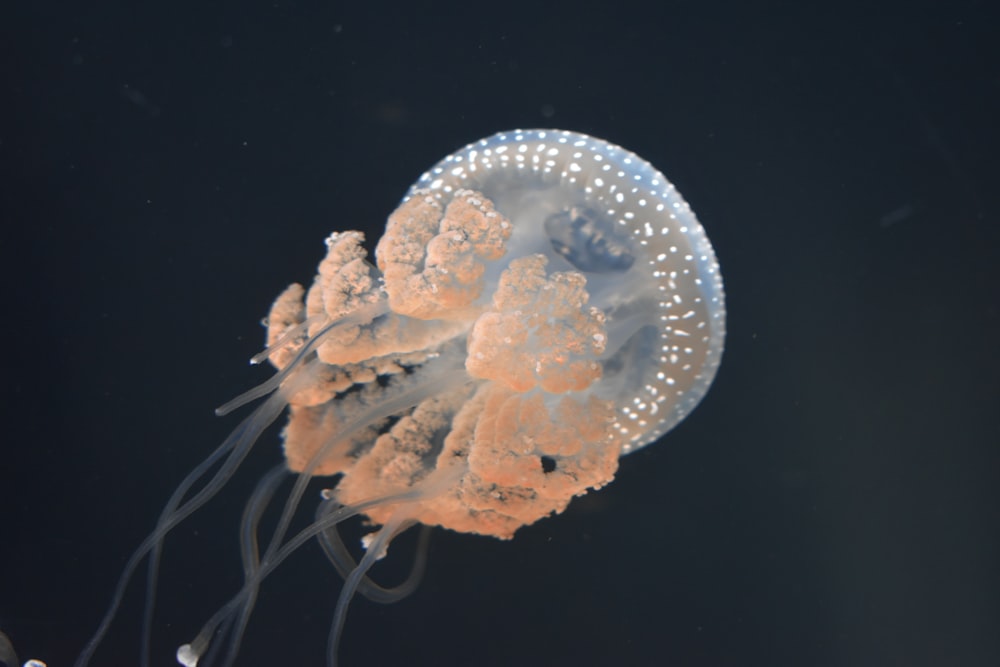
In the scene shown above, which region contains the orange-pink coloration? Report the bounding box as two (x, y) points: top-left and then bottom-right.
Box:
(74, 130), (726, 667)
(378, 189), (512, 320)
(267, 189), (621, 538)
(467, 254), (606, 394)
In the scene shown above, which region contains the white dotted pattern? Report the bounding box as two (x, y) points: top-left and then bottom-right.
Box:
(408, 129), (725, 454)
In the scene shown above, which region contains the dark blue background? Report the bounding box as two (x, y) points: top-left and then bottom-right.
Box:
(3, 1), (997, 666)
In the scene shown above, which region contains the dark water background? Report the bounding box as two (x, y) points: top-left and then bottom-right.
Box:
(3, 1), (997, 666)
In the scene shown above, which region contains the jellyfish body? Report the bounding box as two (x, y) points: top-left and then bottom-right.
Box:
(75, 130), (725, 667)
(270, 129), (725, 540)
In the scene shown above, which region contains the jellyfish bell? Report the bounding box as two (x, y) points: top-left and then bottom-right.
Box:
(76, 129), (725, 667)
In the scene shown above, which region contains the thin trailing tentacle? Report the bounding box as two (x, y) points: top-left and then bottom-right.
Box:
(76, 386), (290, 667)
(176, 463), (464, 667)
(218, 464), (290, 667)
(216, 300), (389, 417)
(316, 500), (431, 604)
(327, 512), (409, 667)
(249, 315), (323, 366)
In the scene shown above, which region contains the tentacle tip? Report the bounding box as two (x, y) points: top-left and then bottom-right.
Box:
(176, 644), (199, 667)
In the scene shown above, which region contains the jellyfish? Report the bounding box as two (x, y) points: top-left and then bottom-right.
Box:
(75, 129), (725, 667)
